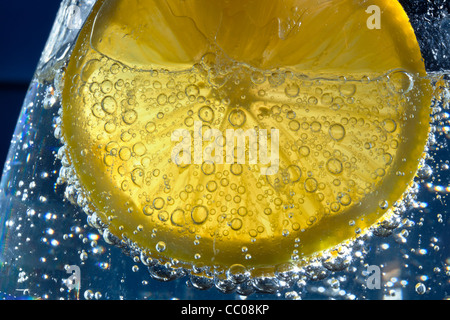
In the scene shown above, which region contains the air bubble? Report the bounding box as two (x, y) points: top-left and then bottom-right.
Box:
(119, 147), (131, 161)
(198, 106), (215, 123)
(201, 161), (215, 175)
(326, 158), (343, 175)
(131, 168), (144, 186)
(415, 282), (426, 295)
(379, 200), (389, 210)
(417, 164), (433, 180)
(101, 80), (113, 94)
(156, 241), (166, 252)
(329, 123), (346, 141)
(145, 121), (156, 133)
(101, 96), (117, 114)
(185, 84), (200, 97)
(304, 178), (318, 193)
(133, 142), (147, 156)
(382, 119), (397, 133)
(191, 205), (208, 224)
(171, 209), (186, 227)
(122, 109), (138, 125)
(226, 264), (249, 283)
(285, 83), (300, 97)
(339, 83), (356, 97)
(157, 94), (168, 105)
(91, 103), (105, 118)
(230, 218), (243, 231)
(228, 109), (246, 127)
(388, 70), (414, 94)
(310, 121), (322, 132)
(153, 197), (165, 210)
(251, 71), (266, 84)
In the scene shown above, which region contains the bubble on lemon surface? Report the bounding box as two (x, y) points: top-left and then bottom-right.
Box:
(329, 124), (346, 141)
(101, 96), (117, 114)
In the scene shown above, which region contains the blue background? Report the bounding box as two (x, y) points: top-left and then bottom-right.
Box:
(0, 1), (62, 172)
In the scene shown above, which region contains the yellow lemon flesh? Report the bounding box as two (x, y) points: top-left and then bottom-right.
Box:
(61, 0), (431, 273)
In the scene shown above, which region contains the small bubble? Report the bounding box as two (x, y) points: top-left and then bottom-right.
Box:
(228, 109), (246, 127)
(289, 120), (300, 131)
(122, 109), (138, 125)
(101, 80), (113, 94)
(153, 197), (165, 210)
(191, 205), (208, 224)
(110, 63), (120, 74)
(379, 200), (389, 210)
(230, 218), (243, 231)
(388, 70), (413, 94)
(304, 178), (318, 193)
(339, 193), (352, 206)
(80, 251), (88, 261)
(145, 121), (156, 133)
(133, 142), (147, 156)
(91, 103), (105, 118)
(321, 93), (333, 105)
(157, 94), (168, 105)
(119, 147), (131, 161)
(198, 106), (215, 123)
(185, 84), (200, 97)
(415, 282), (426, 295)
(131, 168), (144, 186)
(308, 96), (318, 105)
(226, 264), (249, 284)
(101, 96), (117, 114)
(329, 123), (346, 141)
(382, 119), (397, 133)
(170, 209), (186, 227)
(143, 205), (154, 216)
(206, 180), (218, 192)
(326, 158), (343, 175)
(339, 83), (356, 97)
(104, 121), (116, 133)
(230, 163), (243, 176)
(251, 71), (266, 84)
(310, 121), (322, 132)
(84, 289), (94, 300)
(268, 72), (285, 87)
(156, 241), (166, 252)
(299, 146), (310, 157)
(417, 164), (432, 180)
(285, 83), (300, 97)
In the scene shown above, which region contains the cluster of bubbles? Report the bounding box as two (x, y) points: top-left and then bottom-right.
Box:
(47, 36), (446, 298)
(66, 51), (407, 229)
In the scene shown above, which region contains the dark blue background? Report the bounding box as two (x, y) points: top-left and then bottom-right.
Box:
(0, 1), (62, 172)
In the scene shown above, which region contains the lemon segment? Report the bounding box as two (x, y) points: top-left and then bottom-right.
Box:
(61, 0), (431, 270)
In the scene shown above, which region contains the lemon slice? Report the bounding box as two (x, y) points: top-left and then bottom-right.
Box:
(61, 0), (431, 274)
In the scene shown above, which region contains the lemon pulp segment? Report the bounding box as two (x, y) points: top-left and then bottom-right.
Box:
(61, 0), (431, 270)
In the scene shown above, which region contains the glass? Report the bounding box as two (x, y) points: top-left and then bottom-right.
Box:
(0, 0), (449, 300)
